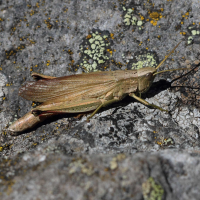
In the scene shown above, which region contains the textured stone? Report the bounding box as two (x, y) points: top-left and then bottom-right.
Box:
(0, 0), (200, 199)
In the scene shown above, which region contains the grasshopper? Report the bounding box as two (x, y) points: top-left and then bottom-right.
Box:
(9, 41), (187, 133)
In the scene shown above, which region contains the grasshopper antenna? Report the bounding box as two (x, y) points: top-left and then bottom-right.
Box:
(153, 67), (188, 76)
(156, 41), (182, 70)
(154, 40), (189, 75)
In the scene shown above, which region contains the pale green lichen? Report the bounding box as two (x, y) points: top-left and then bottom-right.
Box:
(124, 13), (131, 18)
(91, 44), (96, 49)
(124, 18), (130, 25)
(187, 24), (200, 45)
(89, 38), (95, 43)
(137, 20), (143, 26)
(142, 177), (164, 200)
(127, 8), (133, 13)
(80, 31), (112, 72)
(92, 61), (97, 68)
(98, 60), (105, 64)
(131, 16), (138, 25)
(132, 53), (157, 70)
(123, 6), (145, 30)
(191, 30), (197, 35)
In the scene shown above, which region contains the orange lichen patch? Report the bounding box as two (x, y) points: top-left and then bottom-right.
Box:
(107, 49), (113, 55)
(44, 19), (53, 29)
(30, 40), (36, 44)
(0, 67), (2, 70)
(182, 12), (190, 20)
(12, 27), (16, 32)
(29, 10), (36, 16)
(139, 41), (143, 46)
(36, 2), (39, 8)
(86, 34), (92, 39)
(180, 32), (186, 35)
(156, 141), (162, 145)
(5, 50), (17, 59)
(181, 21), (184, 24)
(150, 20), (157, 26)
(18, 44), (25, 50)
(149, 12), (161, 20)
(140, 15), (144, 20)
(149, 11), (163, 26)
(46, 60), (50, 66)
(67, 49), (73, 55)
(110, 33), (114, 39)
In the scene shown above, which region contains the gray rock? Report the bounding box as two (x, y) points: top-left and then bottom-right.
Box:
(0, 0), (200, 199)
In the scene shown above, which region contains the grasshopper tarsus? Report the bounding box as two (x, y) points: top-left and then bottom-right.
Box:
(148, 103), (169, 113)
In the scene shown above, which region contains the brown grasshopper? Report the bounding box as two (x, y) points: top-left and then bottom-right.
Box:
(9, 41), (187, 133)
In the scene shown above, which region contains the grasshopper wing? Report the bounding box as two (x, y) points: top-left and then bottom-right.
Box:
(19, 71), (122, 103)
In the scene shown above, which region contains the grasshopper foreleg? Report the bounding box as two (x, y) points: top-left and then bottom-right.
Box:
(129, 93), (168, 112)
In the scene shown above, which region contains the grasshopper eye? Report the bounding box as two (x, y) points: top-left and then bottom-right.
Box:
(145, 73), (151, 77)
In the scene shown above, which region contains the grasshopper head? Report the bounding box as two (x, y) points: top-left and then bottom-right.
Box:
(137, 67), (157, 93)
(137, 41), (188, 94)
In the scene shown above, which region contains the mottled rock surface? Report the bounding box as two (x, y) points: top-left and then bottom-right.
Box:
(0, 0), (200, 199)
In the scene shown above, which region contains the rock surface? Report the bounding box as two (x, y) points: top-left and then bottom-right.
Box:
(0, 0), (200, 199)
